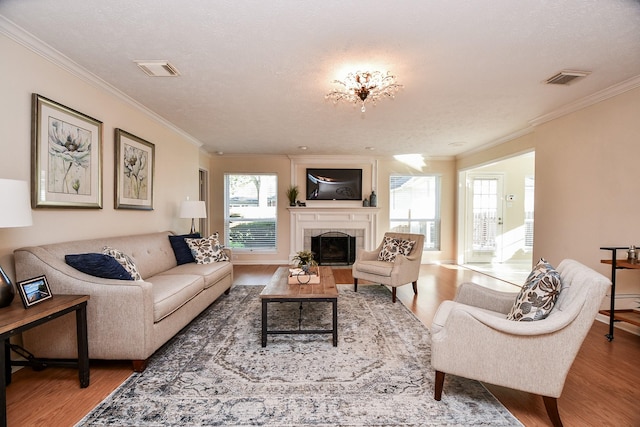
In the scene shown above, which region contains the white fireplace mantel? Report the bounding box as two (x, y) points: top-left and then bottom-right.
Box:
(288, 207), (379, 259)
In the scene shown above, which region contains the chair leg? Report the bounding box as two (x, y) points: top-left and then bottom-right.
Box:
(542, 396), (563, 427)
(392, 287), (397, 303)
(354, 278), (358, 292)
(434, 370), (445, 401)
(412, 280), (418, 295)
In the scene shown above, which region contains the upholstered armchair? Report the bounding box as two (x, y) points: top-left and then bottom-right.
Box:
(352, 232), (424, 302)
(430, 259), (610, 427)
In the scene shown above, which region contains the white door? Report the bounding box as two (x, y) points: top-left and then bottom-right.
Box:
(466, 174), (504, 263)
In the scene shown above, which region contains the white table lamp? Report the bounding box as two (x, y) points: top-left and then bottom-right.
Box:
(179, 200), (207, 234)
(0, 179), (33, 307)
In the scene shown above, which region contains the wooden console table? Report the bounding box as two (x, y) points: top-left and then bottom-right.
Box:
(600, 246), (640, 341)
(0, 294), (90, 426)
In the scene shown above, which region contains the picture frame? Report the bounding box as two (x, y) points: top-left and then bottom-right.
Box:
(115, 128), (155, 210)
(31, 94), (103, 208)
(17, 275), (53, 308)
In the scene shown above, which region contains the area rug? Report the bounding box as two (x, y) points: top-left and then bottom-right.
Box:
(77, 285), (522, 426)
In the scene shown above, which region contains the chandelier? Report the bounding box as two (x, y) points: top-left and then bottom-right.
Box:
(326, 70), (403, 112)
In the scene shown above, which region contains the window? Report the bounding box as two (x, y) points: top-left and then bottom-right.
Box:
(224, 174), (277, 251)
(389, 175), (441, 250)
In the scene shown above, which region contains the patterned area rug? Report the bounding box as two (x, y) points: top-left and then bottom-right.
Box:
(77, 285), (522, 426)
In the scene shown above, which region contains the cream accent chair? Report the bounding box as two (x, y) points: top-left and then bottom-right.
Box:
(430, 259), (610, 427)
(352, 232), (424, 303)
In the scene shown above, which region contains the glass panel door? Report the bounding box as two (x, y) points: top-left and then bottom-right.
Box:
(466, 174), (503, 263)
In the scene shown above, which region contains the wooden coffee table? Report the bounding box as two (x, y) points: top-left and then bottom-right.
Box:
(260, 266), (338, 347)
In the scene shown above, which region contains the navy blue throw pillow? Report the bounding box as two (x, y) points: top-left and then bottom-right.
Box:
(65, 253), (133, 280)
(169, 233), (201, 265)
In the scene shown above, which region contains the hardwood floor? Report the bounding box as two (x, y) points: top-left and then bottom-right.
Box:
(6, 264), (639, 426)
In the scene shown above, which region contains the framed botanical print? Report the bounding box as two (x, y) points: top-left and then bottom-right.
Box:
(31, 94), (103, 208)
(115, 128), (155, 210)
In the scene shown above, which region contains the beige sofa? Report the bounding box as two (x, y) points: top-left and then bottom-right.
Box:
(13, 231), (233, 371)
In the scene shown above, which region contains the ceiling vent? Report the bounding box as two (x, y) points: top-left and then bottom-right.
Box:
(545, 70), (590, 85)
(134, 61), (180, 77)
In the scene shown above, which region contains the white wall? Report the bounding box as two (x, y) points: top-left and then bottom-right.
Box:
(458, 86), (640, 333)
(533, 87), (640, 302)
(0, 33), (202, 280)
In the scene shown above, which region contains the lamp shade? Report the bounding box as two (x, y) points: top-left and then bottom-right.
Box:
(179, 200), (207, 219)
(0, 179), (33, 228)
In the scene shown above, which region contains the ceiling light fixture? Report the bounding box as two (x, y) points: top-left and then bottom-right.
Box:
(326, 70), (403, 113)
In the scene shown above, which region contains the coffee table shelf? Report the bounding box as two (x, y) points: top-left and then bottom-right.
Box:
(260, 266), (338, 347)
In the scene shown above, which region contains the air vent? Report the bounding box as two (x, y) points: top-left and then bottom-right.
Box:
(545, 70), (590, 85)
(134, 61), (180, 77)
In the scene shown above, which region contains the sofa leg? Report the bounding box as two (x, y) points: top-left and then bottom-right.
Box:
(224, 286), (231, 295)
(434, 370), (445, 401)
(392, 287), (397, 303)
(354, 278), (358, 292)
(542, 396), (563, 427)
(132, 359), (148, 372)
(412, 281), (418, 295)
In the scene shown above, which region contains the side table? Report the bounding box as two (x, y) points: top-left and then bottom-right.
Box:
(0, 294), (90, 426)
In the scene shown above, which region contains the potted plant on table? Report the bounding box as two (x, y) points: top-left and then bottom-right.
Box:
(292, 250), (318, 274)
(286, 185), (299, 206)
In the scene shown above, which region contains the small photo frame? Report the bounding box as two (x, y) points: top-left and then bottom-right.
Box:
(17, 275), (53, 308)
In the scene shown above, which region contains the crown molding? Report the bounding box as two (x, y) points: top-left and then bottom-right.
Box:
(458, 74), (640, 159)
(0, 16), (203, 148)
(287, 154), (377, 163)
(457, 126), (534, 159)
(529, 74), (640, 127)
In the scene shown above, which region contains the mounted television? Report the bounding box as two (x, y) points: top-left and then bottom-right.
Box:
(306, 168), (362, 201)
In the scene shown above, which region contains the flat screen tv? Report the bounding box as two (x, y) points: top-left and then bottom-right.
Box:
(306, 168), (362, 201)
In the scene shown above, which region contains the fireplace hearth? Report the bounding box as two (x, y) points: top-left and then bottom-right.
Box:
(311, 231), (356, 266)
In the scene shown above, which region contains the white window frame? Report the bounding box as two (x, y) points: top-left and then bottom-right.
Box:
(224, 173), (277, 252)
(389, 175), (441, 250)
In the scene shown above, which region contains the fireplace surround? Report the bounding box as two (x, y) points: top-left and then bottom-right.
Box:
(288, 207), (378, 263)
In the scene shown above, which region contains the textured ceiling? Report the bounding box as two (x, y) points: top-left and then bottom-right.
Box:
(2, 0), (640, 157)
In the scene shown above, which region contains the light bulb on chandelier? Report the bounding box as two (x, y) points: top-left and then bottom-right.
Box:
(325, 70), (403, 112)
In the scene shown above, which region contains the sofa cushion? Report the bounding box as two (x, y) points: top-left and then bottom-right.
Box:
(103, 246), (143, 281)
(354, 260), (394, 277)
(377, 236), (416, 262)
(148, 274), (204, 322)
(168, 233), (201, 265)
(507, 258), (562, 321)
(65, 253), (133, 280)
(159, 261), (233, 289)
(186, 233), (230, 264)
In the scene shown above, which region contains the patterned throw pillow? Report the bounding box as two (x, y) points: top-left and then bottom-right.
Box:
(507, 258), (562, 321)
(103, 246), (143, 281)
(185, 233), (230, 264)
(377, 237), (416, 262)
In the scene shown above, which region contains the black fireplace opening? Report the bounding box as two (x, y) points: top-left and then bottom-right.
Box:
(311, 231), (356, 266)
